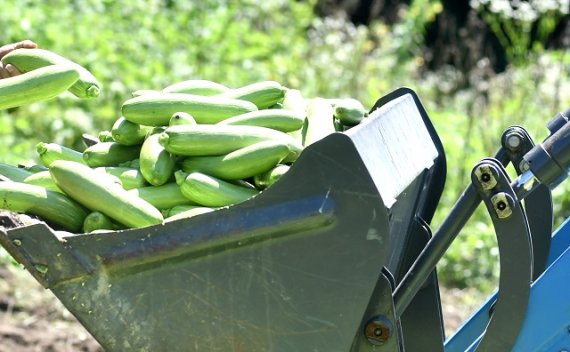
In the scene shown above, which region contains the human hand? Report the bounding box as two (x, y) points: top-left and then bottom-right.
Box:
(0, 40), (38, 79)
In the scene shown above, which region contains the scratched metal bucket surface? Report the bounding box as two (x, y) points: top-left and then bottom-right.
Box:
(0, 88), (445, 352)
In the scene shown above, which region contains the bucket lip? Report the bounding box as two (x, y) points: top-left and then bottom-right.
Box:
(368, 87), (447, 224)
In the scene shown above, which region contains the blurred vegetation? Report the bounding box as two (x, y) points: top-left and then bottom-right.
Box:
(0, 0), (568, 292)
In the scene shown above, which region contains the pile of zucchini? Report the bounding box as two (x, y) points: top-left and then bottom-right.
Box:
(0, 48), (368, 234)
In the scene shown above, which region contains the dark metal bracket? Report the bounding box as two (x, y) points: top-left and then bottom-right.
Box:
(501, 126), (553, 279)
(470, 158), (533, 352)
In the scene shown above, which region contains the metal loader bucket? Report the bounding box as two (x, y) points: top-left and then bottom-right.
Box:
(0, 88), (445, 352)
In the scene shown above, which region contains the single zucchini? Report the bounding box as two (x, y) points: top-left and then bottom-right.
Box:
(166, 204), (208, 217)
(302, 98), (336, 146)
(0, 65), (79, 110)
(217, 109), (304, 132)
(215, 81), (286, 109)
(169, 112), (196, 126)
(0, 163), (33, 182)
(333, 118), (345, 132)
(139, 133), (176, 186)
(282, 88), (307, 114)
(111, 116), (152, 146)
(181, 140), (290, 180)
(94, 167), (148, 190)
(145, 126), (167, 138)
(128, 182), (196, 209)
(159, 124), (303, 158)
(2, 48), (101, 98)
(83, 211), (116, 233)
(98, 130), (115, 142)
(132, 89), (161, 97)
(83, 142), (141, 167)
(18, 164), (48, 174)
(282, 89), (307, 144)
(162, 79), (229, 95)
(36, 142), (85, 167)
(164, 206), (215, 222)
(175, 171), (259, 207)
(331, 98), (367, 126)
(23, 170), (63, 193)
(121, 93), (258, 126)
(254, 164), (290, 189)
(118, 158), (140, 169)
(231, 179), (257, 189)
(0, 181), (87, 232)
(49, 160), (163, 228)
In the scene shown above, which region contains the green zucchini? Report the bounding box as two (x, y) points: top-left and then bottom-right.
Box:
(181, 140), (290, 180)
(164, 206), (215, 222)
(19, 164), (48, 173)
(282, 88), (307, 144)
(0, 65), (79, 110)
(49, 160), (163, 228)
(162, 79), (229, 95)
(23, 170), (63, 193)
(175, 171), (259, 207)
(36, 142), (86, 167)
(118, 158), (141, 169)
(1, 48), (101, 98)
(139, 133), (176, 186)
(111, 116), (152, 146)
(302, 98), (336, 146)
(165, 204), (208, 217)
(0, 163), (33, 182)
(83, 142), (141, 167)
(217, 109), (304, 132)
(132, 89), (161, 97)
(128, 183), (196, 209)
(98, 130), (115, 142)
(231, 179), (257, 189)
(169, 112), (196, 126)
(94, 167), (148, 190)
(83, 211), (116, 233)
(0, 181), (87, 232)
(159, 124), (303, 158)
(121, 93), (258, 126)
(215, 81), (287, 109)
(282, 88), (307, 114)
(331, 98), (367, 126)
(254, 164), (290, 189)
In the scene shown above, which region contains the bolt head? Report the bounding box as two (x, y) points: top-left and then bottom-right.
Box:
(506, 133), (523, 150)
(519, 159), (530, 172)
(474, 165), (498, 191)
(491, 193), (513, 219)
(365, 316), (393, 345)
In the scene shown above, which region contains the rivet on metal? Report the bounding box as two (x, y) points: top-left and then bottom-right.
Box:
(365, 315), (393, 345)
(475, 165), (498, 191)
(505, 132), (523, 151)
(491, 193), (512, 219)
(519, 159), (531, 172)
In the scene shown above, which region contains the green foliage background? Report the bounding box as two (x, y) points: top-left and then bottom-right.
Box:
(0, 0), (569, 293)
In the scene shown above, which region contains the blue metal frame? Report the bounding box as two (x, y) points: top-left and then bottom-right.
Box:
(445, 217), (570, 351)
